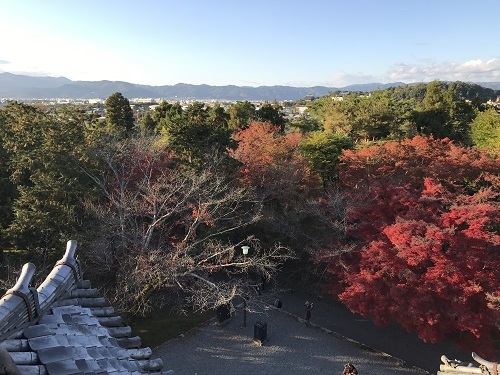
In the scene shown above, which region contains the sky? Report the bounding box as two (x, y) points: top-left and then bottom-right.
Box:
(0, 0), (499, 88)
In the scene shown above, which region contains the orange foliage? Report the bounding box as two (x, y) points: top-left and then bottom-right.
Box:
(231, 121), (320, 198)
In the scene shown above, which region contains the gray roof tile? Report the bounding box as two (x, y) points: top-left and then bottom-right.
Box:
(115, 336), (141, 349)
(76, 358), (102, 373)
(98, 336), (116, 347)
(97, 346), (113, 359)
(95, 358), (115, 372)
(64, 334), (95, 347)
(74, 358), (92, 372)
(8, 351), (38, 365)
(107, 326), (132, 338)
(90, 307), (114, 317)
(54, 334), (70, 347)
(45, 358), (81, 375)
(38, 314), (66, 326)
(24, 324), (55, 339)
(1, 338), (29, 351)
(38, 346), (73, 364)
(27, 335), (60, 351)
(87, 346), (105, 360)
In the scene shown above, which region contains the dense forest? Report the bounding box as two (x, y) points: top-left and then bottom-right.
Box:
(0, 81), (499, 359)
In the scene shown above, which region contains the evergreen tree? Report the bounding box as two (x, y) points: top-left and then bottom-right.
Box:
(161, 102), (235, 168)
(105, 92), (135, 136)
(228, 101), (256, 130)
(0, 103), (92, 253)
(257, 102), (286, 131)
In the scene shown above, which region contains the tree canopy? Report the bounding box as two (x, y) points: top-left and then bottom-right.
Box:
(228, 101), (257, 130)
(299, 131), (353, 186)
(158, 102), (235, 168)
(105, 92), (135, 136)
(320, 136), (500, 358)
(470, 108), (500, 151)
(1, 86), (499, 357)
(0, 102), (93, 252)
(81, 137), (291, 313)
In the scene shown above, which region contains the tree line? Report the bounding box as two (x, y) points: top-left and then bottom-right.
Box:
(0, 81), (498, 358)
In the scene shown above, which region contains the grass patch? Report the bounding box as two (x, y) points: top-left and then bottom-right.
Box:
(129, 307), (215, 348)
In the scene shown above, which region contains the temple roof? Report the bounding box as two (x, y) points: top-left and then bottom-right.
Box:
(0, 240), (174, 375)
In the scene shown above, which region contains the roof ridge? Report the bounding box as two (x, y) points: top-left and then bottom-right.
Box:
(0, 240), (175, 374)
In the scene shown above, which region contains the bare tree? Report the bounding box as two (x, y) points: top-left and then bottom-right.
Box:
(81, 137), (293, 314)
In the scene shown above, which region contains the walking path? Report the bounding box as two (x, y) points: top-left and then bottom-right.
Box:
(153, 303), (428, 375)
(269, 289), (470, 374)
(152, 288), (471, 374)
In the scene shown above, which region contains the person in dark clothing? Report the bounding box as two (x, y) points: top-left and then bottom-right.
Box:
(304, 301), (314, 326)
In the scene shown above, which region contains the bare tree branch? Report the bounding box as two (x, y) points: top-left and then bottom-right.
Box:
(81, 138), (293, 314)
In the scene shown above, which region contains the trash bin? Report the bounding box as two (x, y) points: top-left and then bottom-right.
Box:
(254, 321), (267, 343)
(217, 304), (230, 323)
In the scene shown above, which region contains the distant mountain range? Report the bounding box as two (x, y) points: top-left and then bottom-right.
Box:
(1, 72), (499, 101)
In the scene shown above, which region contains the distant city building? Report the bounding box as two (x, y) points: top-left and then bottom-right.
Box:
(303, 94), (316, 102)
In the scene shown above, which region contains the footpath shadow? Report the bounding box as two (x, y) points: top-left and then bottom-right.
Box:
(270, 290), (470, 374)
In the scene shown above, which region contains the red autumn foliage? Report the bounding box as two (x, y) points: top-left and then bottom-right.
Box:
(321, 136), (500, 359)
(231, 121), (320, 199)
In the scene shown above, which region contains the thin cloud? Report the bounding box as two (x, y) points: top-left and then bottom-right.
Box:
(0, 59), (10, 64)
(385, 58), (500, 83)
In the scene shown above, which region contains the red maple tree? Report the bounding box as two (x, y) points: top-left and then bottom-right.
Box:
(321, 136), (500, 358)
(231, 121), (319, 199)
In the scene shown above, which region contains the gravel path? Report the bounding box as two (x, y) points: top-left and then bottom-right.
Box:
(268, 290), (470, 373)
(153, 303), (429, 375)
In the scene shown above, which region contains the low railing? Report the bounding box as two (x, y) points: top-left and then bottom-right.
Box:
(0, 240), (81, 341)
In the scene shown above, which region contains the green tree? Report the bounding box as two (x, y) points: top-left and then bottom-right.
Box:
(470, 108), (500, 150)
(0, 118), (15, 248)
(105, 92), (135, 136)
(289, 116), (322, 134)
(447, 81), (498, 103)
(299, 131), (353, 186)
(257, 102), (286, 131)
(208, 103), (229, 128)
(307, 95), (351, 135)
(183, 101), (208, 125)
(347, 91), (400, 140)
(386, 83), (427, 102)
(228, 101), (256, 130)
(0, 103), (92, 253)
(161, 102), (235, 168)
(152, 101), (174, 123)
(139, 112), (157, 136)
(308, 91), (401, 141)
(412, 80), (475, 143)
(157, 102), (183, 135)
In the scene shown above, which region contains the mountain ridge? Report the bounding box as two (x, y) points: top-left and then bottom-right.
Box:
(1, 72), (499, 101)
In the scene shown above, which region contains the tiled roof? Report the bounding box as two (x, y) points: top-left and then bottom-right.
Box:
(0, 240), (174, 375)
(438, 353), (497, 375)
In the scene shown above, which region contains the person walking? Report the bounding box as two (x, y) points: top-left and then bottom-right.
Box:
(304, 301), (314, 326)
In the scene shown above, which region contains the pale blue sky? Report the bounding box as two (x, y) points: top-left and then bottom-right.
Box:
(1, 0), (498, 87)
